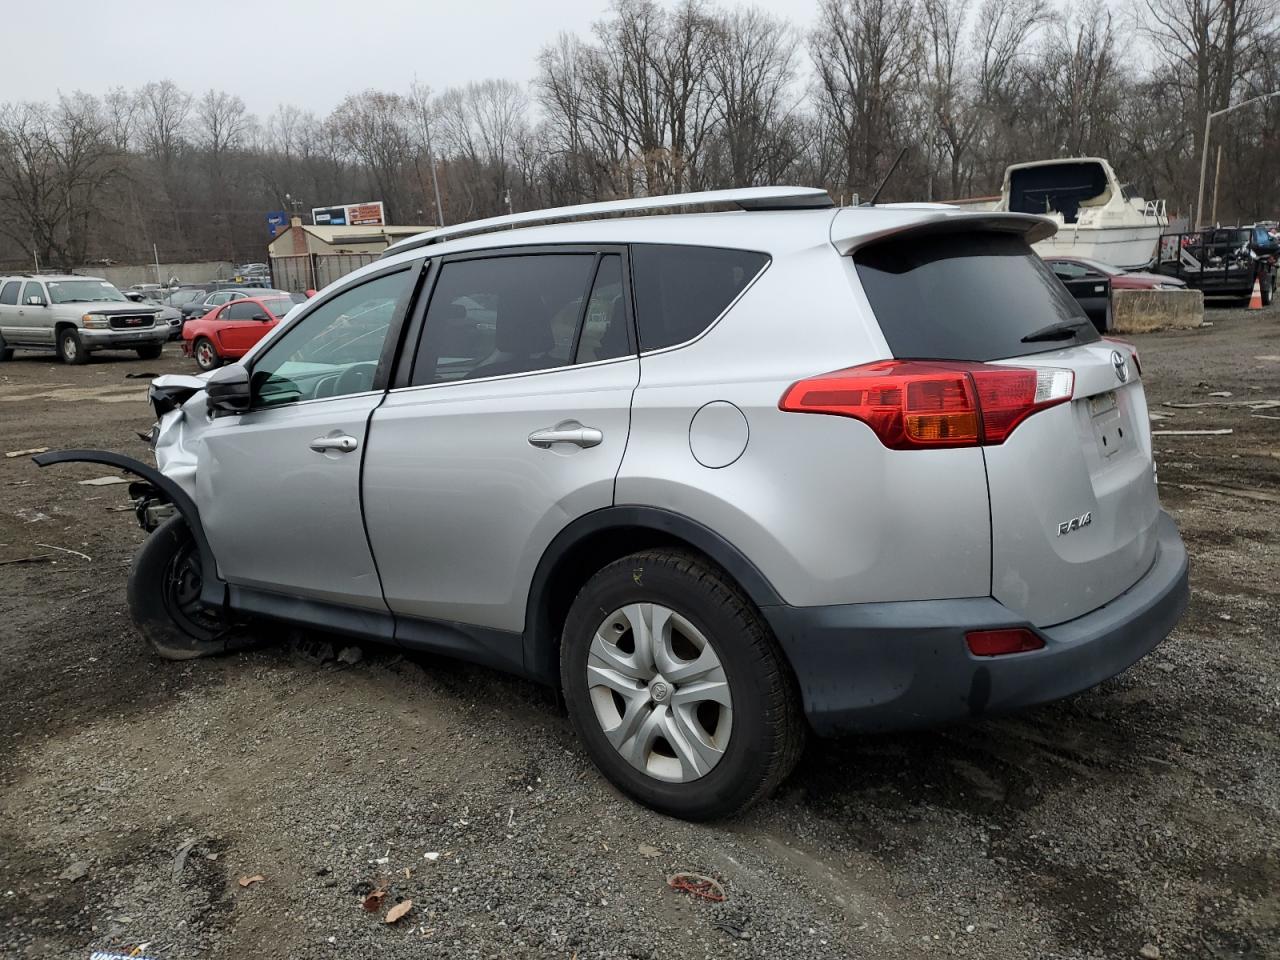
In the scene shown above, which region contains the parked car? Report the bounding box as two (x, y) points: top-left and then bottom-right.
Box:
(163, 287), (209, 310)
(1155, 227), (1276, 304)
(1045, 255), (1187, 332)
(0, 274), (167, 363)
(179, 286), (288, 321)
(34, 188), (1189, 819)
(181, 294), (296, 370)
(125, 290), (185, 341)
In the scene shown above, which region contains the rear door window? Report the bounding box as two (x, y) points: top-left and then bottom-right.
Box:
(411, 254), (596, 384)
(0, 281), (19, 305)
(630, 244), (769, 351)
(854, 232), (1098, 361)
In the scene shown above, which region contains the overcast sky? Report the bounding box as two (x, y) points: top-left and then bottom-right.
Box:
(10, 0), (819, 117)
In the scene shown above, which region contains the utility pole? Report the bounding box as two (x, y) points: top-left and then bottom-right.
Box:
(1210, 145), (1223, 227)
(1196, 90), (1280, 230)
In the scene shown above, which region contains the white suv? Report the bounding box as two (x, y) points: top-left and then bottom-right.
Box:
(0, 274), (167, 363)
(37, 188), (1188, 818)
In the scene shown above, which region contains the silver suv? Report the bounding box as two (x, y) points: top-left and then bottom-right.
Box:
(37, 188), (1189, 818)
(0, 274), (167, 363)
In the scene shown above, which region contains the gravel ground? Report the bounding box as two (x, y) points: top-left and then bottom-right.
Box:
(0, 305), (1277, 960)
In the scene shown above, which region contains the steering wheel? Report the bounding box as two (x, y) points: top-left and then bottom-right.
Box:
(333, 362), (377, 396)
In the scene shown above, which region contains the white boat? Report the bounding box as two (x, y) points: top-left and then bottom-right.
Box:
(996, 158), (1167, 269)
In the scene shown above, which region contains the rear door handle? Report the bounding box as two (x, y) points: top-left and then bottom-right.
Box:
(310, 435), (359, 453)
(528, 422), (603, 449)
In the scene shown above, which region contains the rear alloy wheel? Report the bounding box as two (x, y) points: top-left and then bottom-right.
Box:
(58, 328), (88, 365)
(193, 337), (221, 371)
(127, 515), (250, 659)
(561, 550), (804, 820)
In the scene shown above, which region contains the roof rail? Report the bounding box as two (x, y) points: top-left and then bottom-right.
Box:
(382, 186), (834, 258)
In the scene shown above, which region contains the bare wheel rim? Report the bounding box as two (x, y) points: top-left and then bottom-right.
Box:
(586, 602), (733, 783)
(62, 335), (77, 360)
(161, 539), (225, 638)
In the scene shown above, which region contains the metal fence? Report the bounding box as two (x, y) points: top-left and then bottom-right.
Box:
(270, 253), (380, 293)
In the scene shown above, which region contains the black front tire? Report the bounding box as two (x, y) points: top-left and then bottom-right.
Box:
(1262, 271), (1274, 307)
(127, 515), (246, 660)
(193, 337), (221, 371)
(58, 328), (88, 365)
(136, 344), (164, 360)
(560, 549), (805, 820)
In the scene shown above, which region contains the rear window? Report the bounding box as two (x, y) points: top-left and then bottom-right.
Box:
(854, 232), (1097, 361)
(631, 244), (768, 351)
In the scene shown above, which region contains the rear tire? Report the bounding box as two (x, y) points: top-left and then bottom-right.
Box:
(193, 337), (221, 371)
(1262, 271), (1274, 307)
(0, 332), (12, 361)
(127, 515), (247, 660)
(560, 549), (805, 820)
(136, 344), (163, 360)
(58, 328), (88, 365)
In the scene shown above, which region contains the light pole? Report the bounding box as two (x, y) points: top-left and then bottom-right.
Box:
(1195, 90), (1280, 230)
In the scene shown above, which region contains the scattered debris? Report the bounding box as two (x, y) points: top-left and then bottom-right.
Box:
(15, 509), (50, 523)
(362, 889), (387, 912)
(667, 873), (726, 903)
(1207, 390), (1232, 397)
(237, 874), (266, 888)
(0, 555), (54, 566)
(290, 633), (336, 665)
(4, 447), (48, 458)
(125, 372), (159, 379)
(172, 839), (199, 882)
(423, 852), (441, 862)
(714, 920), (752, 940)
(1139, 945), (1161, 960)
(336, 645), (363, 666)
(385, 900), (414, 924)
(638, 843), (662, 858)
(1148, 412), (1173, 421)
(58, 861), (90, 882)
(78, 475), (130, 486)
(35, 543), (91, 562)
(1151, 429), (1233, 436)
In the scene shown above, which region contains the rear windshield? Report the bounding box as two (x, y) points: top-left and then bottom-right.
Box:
(854, 232), (1097, 361)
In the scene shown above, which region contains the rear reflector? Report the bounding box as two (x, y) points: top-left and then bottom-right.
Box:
(779, 360), (1073, 450)
(966, 628), (1045, 657)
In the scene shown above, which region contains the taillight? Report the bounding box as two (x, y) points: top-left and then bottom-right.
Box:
(1104, 337), (1141, 376)
(779, 360), (1073, 450)
(965, 628), (1045, 656)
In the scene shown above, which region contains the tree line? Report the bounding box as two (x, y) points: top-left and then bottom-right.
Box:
(0, 0), (1276, 270)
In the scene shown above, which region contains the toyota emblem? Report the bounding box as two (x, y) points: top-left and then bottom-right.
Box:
(1111, 349), (1129, 384)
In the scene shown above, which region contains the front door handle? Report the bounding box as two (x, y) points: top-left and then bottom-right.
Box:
(310, 434), (359, 453)
(528, 421), (603, 449)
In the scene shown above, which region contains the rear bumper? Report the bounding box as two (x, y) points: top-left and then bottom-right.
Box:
(764, 510), (1189, 736)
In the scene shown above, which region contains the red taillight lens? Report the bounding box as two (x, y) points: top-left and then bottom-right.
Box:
(965, 628), (1045, 657)
(779, 360), (1073, 450)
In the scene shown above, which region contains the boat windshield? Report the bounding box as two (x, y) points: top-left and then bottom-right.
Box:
(1007, 161), (1110, 224)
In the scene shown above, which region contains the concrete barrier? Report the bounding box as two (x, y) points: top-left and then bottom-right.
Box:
(1111, 289), (1204, 333)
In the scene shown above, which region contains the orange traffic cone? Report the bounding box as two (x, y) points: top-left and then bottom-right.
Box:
(1248, 277), (1263, 310)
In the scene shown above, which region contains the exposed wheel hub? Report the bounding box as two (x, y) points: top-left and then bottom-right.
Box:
(585, 602), (733, 783)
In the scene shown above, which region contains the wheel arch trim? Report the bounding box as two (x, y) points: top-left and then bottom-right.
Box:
(522, 506), (783, 683)
(31, 449), (226, 606)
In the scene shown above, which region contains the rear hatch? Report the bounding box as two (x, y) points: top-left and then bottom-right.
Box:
(853, 228), (1160, 626)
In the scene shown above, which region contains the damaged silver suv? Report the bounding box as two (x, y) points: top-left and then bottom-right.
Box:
(36, 187), (1189, 819)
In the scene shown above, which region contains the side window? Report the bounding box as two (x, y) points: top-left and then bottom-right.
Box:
(224, 301), (257, 320)
(208, 292), (231, 305)
(1052, 262), (1086, 281)
(21, 282), (46, 305)
(250, 269), (413, 407)
(575, 255), (630, 363)
(411, 254), (595, 385)
(630, 244), (769, 351)
(0, 281), (19, 305)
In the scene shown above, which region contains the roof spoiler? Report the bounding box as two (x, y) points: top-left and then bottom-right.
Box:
(831, 209), (1057, 256)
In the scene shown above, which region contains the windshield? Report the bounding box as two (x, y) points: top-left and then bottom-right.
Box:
(46, 279), (127, 304)
(855, 231), (1099, 361)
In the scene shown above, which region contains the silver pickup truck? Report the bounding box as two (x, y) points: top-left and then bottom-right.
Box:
(0, 274), (168, 364)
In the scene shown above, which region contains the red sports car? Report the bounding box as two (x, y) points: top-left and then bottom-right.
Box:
(182, 295), (297, 370)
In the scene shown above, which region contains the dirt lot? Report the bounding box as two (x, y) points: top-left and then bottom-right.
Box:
(1, 307), (1277, 960)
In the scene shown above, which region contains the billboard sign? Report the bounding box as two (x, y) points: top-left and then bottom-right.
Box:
(312, 201), (386, 227)
(266, 210), (288, 237)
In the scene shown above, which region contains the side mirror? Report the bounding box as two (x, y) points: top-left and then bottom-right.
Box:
(253, 313), (272, 322)
(205, 363), (251, 415)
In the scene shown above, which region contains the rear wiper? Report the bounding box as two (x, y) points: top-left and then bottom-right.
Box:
(1021, 318), (1091, 343)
